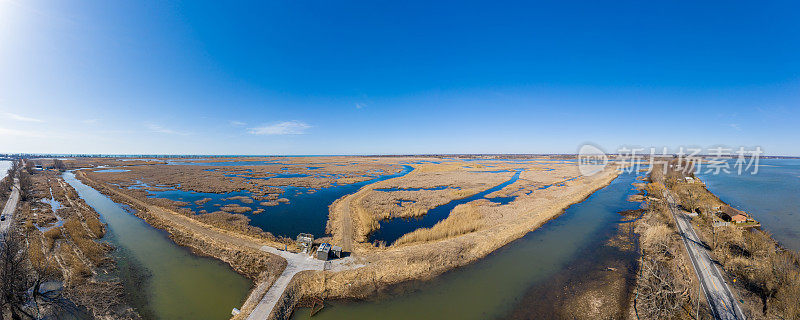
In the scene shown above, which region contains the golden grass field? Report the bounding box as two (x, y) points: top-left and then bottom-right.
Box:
(68, 156), (623, 319)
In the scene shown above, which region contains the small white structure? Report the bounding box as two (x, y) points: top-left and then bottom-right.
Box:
(296, 233), (314, 253)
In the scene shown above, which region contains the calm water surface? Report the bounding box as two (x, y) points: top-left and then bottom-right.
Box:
(64, 172), (251, 320)
(697, 159), (800, 252)
(370, 170), (522, 245)
(136, 165), (413, 238)
(0, 160), (11, 180)
(293, 172), (642, 319)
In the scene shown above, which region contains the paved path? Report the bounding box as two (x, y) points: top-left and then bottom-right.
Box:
(0, 177), (20, 235)
(666, 192), (746, 320)
(247, 246), (324, 320)
(247, 246), (365, 319)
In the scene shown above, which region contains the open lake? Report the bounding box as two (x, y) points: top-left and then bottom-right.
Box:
(697, 158), (800, 252)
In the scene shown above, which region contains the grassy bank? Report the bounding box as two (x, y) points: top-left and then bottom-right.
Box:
(75, 171), (290, 319)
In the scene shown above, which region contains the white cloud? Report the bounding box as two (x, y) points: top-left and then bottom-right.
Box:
(145, 122), (190, 136)
(729, 123), (741, 131)
(249, 120), (311, 135)
(229, 120), (246, 126)
(355, 103), (366, 109)
(3, 112), (44, 122)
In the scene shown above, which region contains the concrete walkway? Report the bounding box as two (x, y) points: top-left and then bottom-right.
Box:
(246, 246), (365, 319)
(0, 177), (20, 235)
(246, 246), (322, 320)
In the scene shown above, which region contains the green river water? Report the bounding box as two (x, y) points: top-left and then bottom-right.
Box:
(64, 172), (251, 320)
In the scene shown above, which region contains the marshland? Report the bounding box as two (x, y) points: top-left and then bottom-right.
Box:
(3, 155), (800, 319)
(0, 156), (632, 319)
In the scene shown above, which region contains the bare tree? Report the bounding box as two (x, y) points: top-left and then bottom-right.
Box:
(2, 228), (77, 319)
(18, 170), (33, 202)
(23, 161), (34, 175)
(636, 258), (689, 319)
(52, 159), (66, 172)
(0, 230), (35, 319)
(680, 185), (699, 213)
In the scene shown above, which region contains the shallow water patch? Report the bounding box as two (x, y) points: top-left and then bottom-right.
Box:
(130, 165), (415, 238)
(370, 170), (523, 245)
(93, 169), (131, 173)
(293, 172), (642, 320)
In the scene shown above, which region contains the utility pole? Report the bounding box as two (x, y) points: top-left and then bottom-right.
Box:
(696, 286), (700, 319)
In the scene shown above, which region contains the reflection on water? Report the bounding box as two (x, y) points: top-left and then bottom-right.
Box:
(295, 172), (642, 319)
(63, 172), (251, 320)
(697, 159), (800, 252)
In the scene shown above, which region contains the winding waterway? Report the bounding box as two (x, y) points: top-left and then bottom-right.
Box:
(697, 159), (800, 252)
(293, 171), (642, 319)
(63, 172), (251, 320)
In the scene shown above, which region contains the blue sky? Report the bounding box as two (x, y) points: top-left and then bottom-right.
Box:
(1, 0), (798, 155)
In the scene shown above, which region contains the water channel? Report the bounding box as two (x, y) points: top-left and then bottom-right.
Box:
(293, 171), (643, 319)
(64, 172), (252, 320)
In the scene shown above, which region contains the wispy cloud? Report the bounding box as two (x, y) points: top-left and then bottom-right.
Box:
(3, 112), (44, 123)
(249, 121), (311, 135)
(145, 122), (190, 136)
(82, 118), (99, 124)
(355, 103), (366, 109)
(729, 123), (742, 131)
(229, 120), (246, 126)
(0, 127), (47, 138)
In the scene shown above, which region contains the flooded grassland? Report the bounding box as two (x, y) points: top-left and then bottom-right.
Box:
(65, 157), (623, 319)
(15, 169), (138, 318)
(293, 171), (644, 320)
